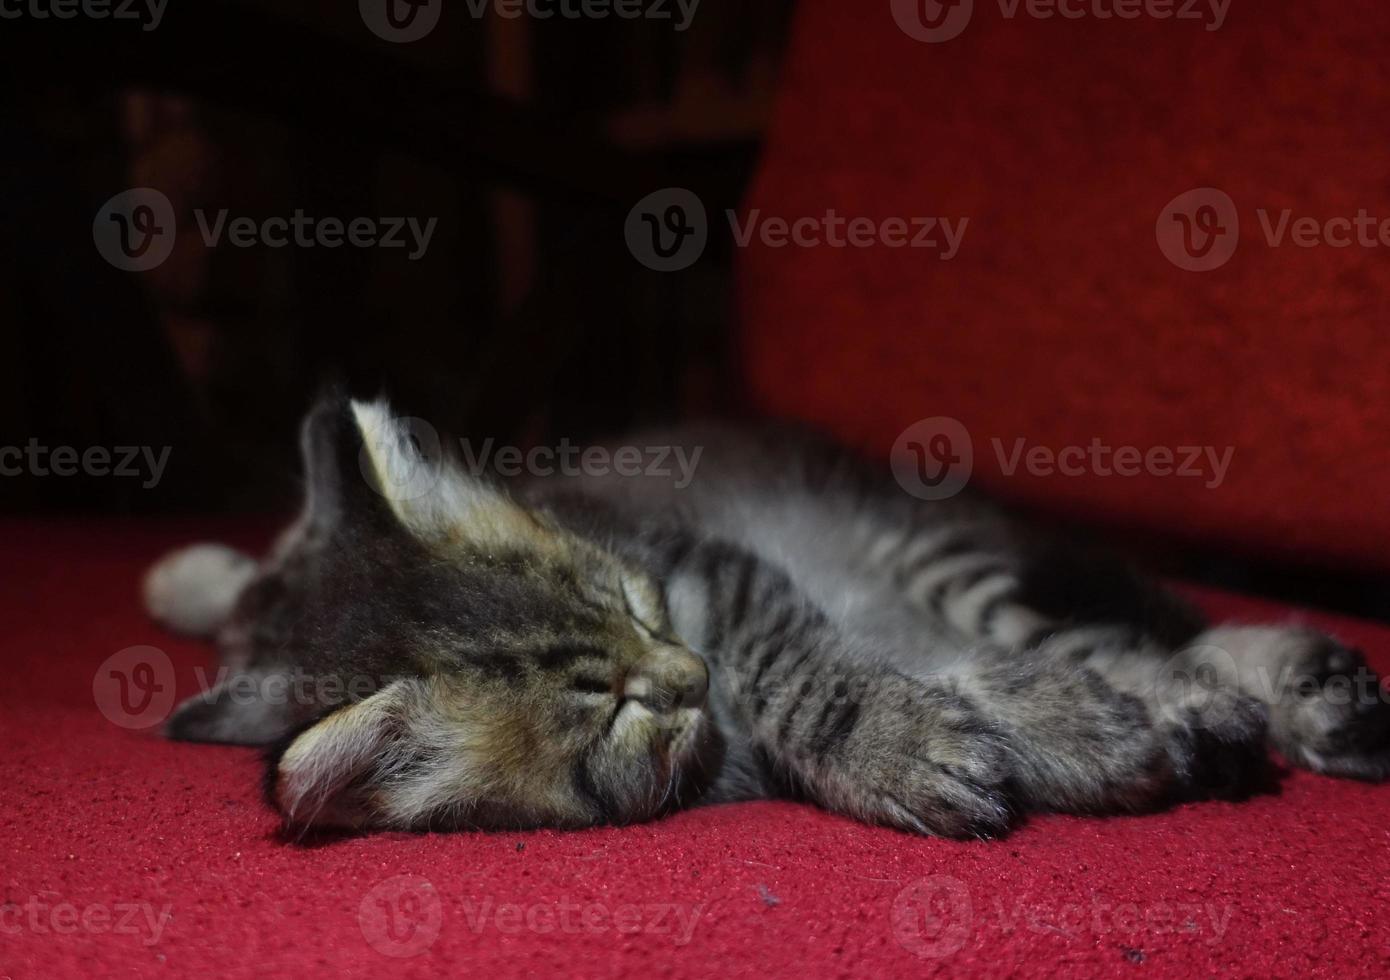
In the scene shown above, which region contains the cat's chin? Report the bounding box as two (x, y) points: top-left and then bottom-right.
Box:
(661, 710), (724, 812)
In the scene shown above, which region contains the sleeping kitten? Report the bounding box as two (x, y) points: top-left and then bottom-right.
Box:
(144, 396), (1390, 835)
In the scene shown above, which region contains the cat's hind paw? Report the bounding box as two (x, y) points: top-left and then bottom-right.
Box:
(1193, 626), (1390, 781)
(1271, 636), (1390, 780)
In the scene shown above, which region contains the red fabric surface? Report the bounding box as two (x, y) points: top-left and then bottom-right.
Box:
(5, 519), (1390, 978)
(738, 0), (1390, 571)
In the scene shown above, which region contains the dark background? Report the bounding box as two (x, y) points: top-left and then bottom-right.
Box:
(1, 0), (791, 513)
(3, 0), (1388, 623)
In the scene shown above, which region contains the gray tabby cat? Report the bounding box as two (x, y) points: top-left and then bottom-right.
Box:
(143, 396), (1390, 835)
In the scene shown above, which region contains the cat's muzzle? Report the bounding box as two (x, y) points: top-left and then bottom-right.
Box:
(624, 646), (710, 714)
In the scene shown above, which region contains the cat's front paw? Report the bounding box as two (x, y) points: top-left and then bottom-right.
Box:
(869, 731), (1013, 839)
(814, 690), (1014, 838)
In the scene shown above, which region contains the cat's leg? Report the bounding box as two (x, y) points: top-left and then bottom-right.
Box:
(667, 539), (1016, 837)
(953, 546), (1390, 783)
(143, 542), (259, 637)
(867, 518), (1205, 651)
(871, 516), (1390, 783)
(1186, 626), (1390, 780)
(1020, 626), (1271, 799)
(943, 650), (1218, 813)
(863, 522), (1275, 797)
(998, 615), (1390, 785)
(674, 534), (1262, 829)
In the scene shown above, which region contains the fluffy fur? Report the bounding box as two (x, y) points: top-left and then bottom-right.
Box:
(146, 397), (1390, 836)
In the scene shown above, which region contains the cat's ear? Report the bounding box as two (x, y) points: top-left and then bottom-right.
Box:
(296, 392), (389, 530)
(269, 678), (474, 830)
(165, 670), (302, 745)
(348, 397), (552, 553)
(269, 680), (408, 828)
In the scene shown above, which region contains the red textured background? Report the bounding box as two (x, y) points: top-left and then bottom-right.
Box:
(6, 521), (1390, 979)
(739, 0), (1390, 570)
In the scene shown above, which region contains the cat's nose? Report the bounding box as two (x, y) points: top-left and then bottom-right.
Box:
(624, 647), (709, 713)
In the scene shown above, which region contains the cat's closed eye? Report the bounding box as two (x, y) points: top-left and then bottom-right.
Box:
(571, 675), (615, 696)
(620, 572), (666, 638)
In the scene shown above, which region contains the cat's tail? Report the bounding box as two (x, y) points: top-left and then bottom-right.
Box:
(142, 543), (258, 637)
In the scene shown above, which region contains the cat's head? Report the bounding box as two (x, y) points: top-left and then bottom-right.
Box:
(264, 397), (718, 832)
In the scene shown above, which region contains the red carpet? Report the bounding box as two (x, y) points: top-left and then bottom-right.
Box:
(5, 519), (1390, 978)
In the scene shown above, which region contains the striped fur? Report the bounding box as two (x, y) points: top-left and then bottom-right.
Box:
(143, 400), (1390, 836)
